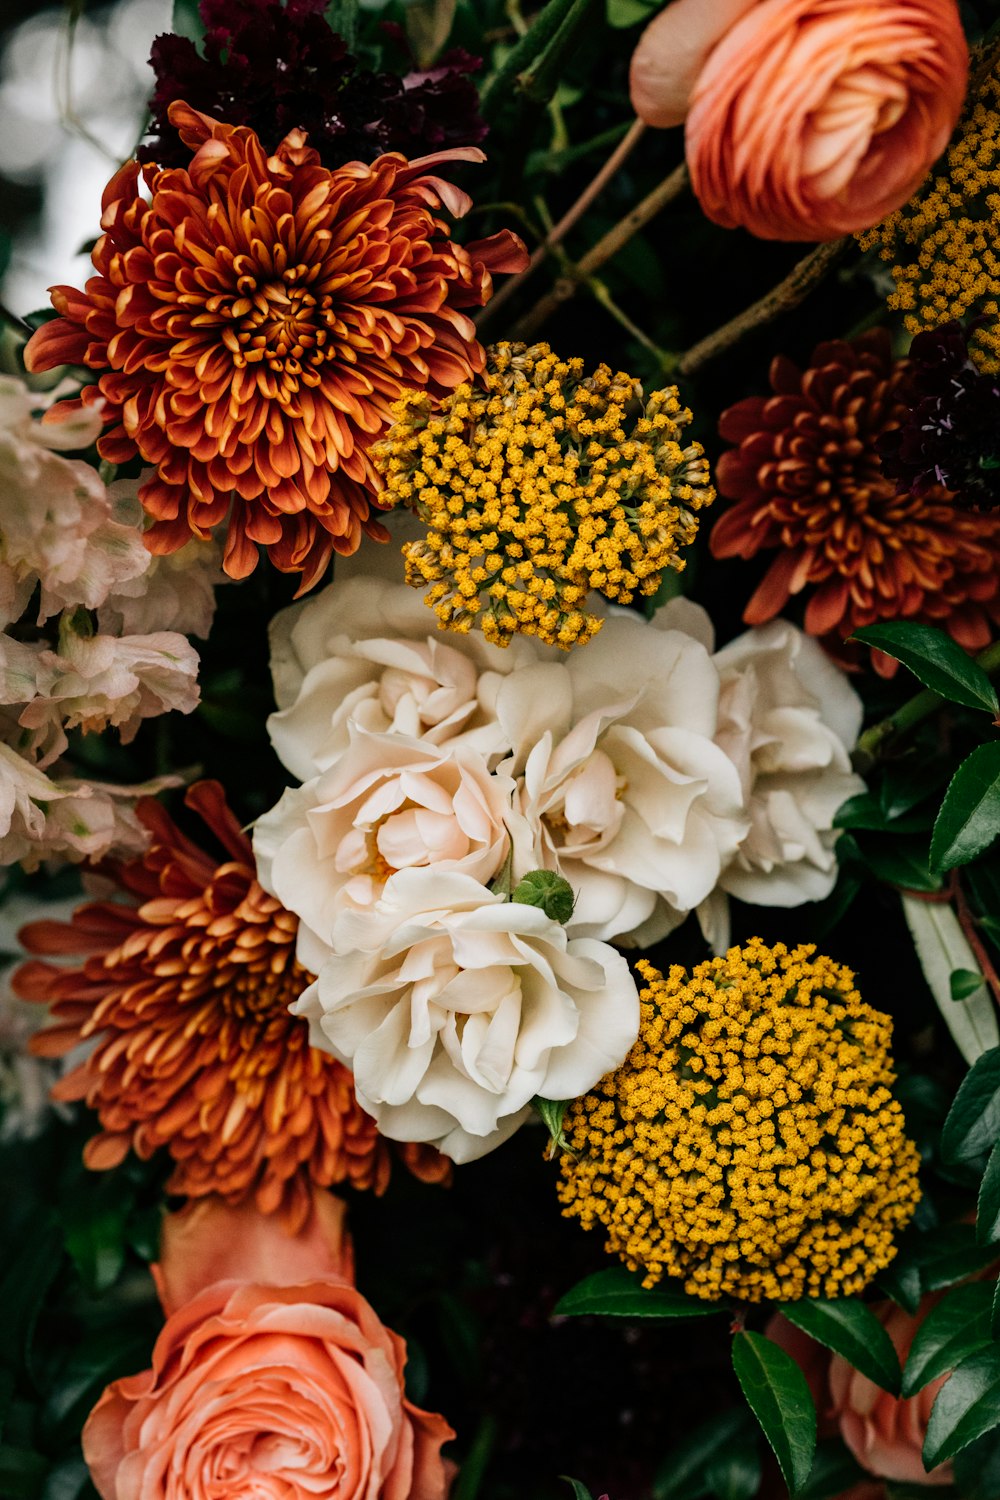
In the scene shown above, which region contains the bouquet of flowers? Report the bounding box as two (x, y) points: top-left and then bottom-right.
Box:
(3, 1), (1000, 1497)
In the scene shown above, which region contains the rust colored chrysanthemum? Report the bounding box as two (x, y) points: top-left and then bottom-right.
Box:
(13, 781), (448, 1231)
(24, 103), (525, 591)
(710, 329), (1000, 675)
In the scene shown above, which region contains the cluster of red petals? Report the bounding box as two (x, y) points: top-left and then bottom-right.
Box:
(14, 781), (448, 1233)
(24, 102), (525, 591)
(710, 329), (1000, 675)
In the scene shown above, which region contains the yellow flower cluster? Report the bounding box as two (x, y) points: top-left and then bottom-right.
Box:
(859, 60), (1000, 370)
(557, 940), (921, 1303)
(371, 342), (714, 649)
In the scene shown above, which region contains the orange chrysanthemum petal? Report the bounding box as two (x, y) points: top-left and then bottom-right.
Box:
(24, 104), (526, 588)
(710, 328), (1000, 673)
(14, 781), (449, 1229)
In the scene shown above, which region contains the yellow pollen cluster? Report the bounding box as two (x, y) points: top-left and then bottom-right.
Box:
(371, 342), (714, 649)
(859, 61), (1000, 370)
(557, 940), (921, 1303)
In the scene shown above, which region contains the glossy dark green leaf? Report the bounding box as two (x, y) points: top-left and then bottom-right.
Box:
(777, 1298), (901, 1395)
(978, 1140), (1000, 1244)
(731, 1332), (817, 1497)
(554, 1267), (722, 1320)
(931, 745), (1000, 873)
(0, 1219), (62, 1367)
(0, 1444), (47, 1500)
(918, 1225), (1000, 1292)
(855, 835), (942, 892)
(924, 1347), (1000, 1468)
(560, 1481), (593, 1500)
(705, 1446), (761, 1500)
(993, 1276), (1000, 1339)
(953, 1425), (1000, 1500)
(902, 1284), (995, 1396)
(941, 1046), (1000, 1162)
(653, 1408), (752, 1500)
(795, 1439), (869, 1500)
(850, 623), (999, 713)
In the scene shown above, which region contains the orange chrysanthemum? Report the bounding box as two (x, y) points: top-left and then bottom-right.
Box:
(13, 781), (448, 1232)
(24, 102), (526, 591)
(710, 329), (1000, 675)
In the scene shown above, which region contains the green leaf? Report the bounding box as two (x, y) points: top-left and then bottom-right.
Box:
(942, 1046), (1000, 1162)
(731, 1332), (817, 1497)
(953, 1426), (1000, 1500)
(953, 968), (989, 1001)
(931, 744), (1000, 873)
(902, 1284), (995, 1396)
(776, 1297), (901, 1395)
(512, 869), (575, 923)
(705, 1447), (761, 1500)
(979, 1140), (1000, 1244)
(856, 835), (942, 892)
(554, 1267), (723, 1320)
(560, 1481), (593, 1500)
(850, 623), (999, 713)
(0, 1218), (62, 1367)
(924, 1346), (1000, 1468)
(994, 1275), (1000, 1339)
(0, 1445), (47, 1500)
(653, 1409), (753, 1500)
(796, 1439), (869, 1500)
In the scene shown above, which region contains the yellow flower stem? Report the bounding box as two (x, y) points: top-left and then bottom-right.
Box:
(511, 162), (689, 339)
(856, 638), (1000, 764)
(677, 239), (850, 376)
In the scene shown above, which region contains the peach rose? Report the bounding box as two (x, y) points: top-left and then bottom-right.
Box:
(83, 1194), (454, 1500)
(767, 1299), (952, 1489)
(828, 1300), (952, 1487)
(631, 0), (969, 241)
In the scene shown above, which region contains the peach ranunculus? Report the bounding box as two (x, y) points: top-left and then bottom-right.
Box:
(83, 1193), (454, 1500)
(630, 0), (969, 242)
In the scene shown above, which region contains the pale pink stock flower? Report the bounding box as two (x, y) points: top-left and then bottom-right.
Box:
(0, 377), (150, 626)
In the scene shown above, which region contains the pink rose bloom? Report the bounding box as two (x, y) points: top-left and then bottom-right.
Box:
(630, 0), (969, 241)
(84, 1193), (454, 1500)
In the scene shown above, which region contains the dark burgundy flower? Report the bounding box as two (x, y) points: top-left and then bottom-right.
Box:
(879, 319), (1000, 510)
(140, 0), (486, 170)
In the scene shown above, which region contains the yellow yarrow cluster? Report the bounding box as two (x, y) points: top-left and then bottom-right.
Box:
(370, 342), (714, 649)
(557, 940), (921, 1303)
(858, 60), (1000, 370)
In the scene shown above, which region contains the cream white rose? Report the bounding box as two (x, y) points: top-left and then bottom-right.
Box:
(712, 619), (865, 906)
(293, 869), (640, 1162)
(254, 728), (520, 972)
(496, 610), (748, 944)
(267, 576), (538, 782)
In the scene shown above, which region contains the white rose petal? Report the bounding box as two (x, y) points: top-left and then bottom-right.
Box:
(294, 869), (640, 1162)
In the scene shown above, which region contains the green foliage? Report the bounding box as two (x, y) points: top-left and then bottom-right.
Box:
(776, 1297), (901, 1395)
(731, 1332), (817, 1498)
(553, 1267), (723, 1320)
(652, 1409), (756, 1500)
(851, 623), (1000, 713)
(942, 1047), (1000, 1162)
(512, 870), (576, 923)
(902, 1284), (996, 1396)
(924, 1346), (1000, 1468)
(931, 743), (1000, 873)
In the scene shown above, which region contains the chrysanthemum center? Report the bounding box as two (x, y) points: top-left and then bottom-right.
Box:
(227, 277), (330, 384)
(220, 953), (311, 1022)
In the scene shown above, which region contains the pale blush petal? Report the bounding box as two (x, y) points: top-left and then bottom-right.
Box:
(629, 0), (759, 128)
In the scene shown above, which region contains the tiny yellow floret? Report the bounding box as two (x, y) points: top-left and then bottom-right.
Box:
(557, 939), (921, 1303)
(859, 61), (1000, 371)
(371, 342), (714, 649)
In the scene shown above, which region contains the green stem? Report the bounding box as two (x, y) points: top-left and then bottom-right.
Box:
(480, 0), (581, 119)
(856, 639), (1000, 763)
